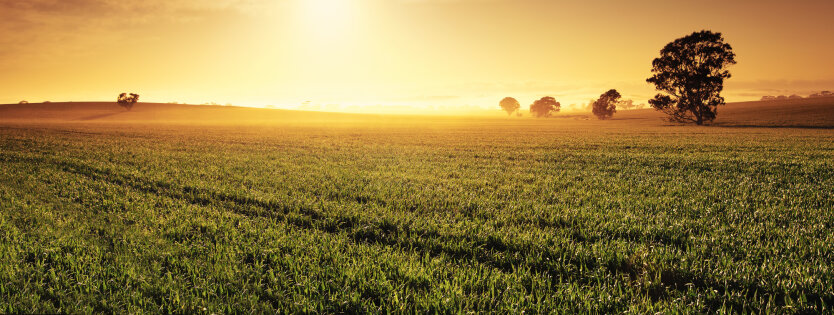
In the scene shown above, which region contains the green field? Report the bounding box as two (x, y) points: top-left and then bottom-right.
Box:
(1, 102), (834, 313)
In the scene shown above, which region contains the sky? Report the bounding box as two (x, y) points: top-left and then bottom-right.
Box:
(1, 0), (833, 114)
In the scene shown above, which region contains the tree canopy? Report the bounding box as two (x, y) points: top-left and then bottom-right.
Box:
(499, 97), (520, 116)
(647, 30), (736, 125)
(117, 93), (140, 111)
(592, 89), (620, 120)
(529, 96), (560, 118)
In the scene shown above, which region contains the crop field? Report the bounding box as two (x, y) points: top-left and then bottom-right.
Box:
(1, 104), (834, 313)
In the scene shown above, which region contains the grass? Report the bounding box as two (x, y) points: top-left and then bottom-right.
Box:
(1, 114), (833, 313)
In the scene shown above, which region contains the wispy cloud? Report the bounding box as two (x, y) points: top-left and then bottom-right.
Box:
(0, 0), (266, 69)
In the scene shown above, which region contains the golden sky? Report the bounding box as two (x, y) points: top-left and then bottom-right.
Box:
(1, 0), (833, 114)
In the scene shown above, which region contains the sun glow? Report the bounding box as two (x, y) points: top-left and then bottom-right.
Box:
(3, 1), (834, 113)
(295, 0), (357, 39)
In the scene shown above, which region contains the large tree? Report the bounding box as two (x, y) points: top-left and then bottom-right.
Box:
(529, 96), (560, 118)
(499, 97), (520, 116)
(646, 30), (736, 125)
(592, 89), (620, 120)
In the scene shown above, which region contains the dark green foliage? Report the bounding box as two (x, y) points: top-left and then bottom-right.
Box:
(592, 89), (620, 120)
(1, 122), (832, 313)
(647, 30), (736, 125)
(529, 96), (560, 118)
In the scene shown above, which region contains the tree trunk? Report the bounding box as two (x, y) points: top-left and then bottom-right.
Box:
(692, 105), (704, 125)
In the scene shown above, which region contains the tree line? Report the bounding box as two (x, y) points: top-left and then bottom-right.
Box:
(500, 30), (737, 125)
(761, 91), (833, 101)
(500, 91), (631, 119)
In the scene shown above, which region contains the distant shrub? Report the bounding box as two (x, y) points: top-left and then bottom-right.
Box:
(18, 100), (28, 104)
(117, 93), (140, 111)
(529, 96), (560, 118)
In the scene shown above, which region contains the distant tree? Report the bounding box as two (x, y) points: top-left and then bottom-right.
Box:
(529, 96), (560, 118)
(499, 97), (521, 116)
(117, 93), (139, 111)
(776, 95), (788, 100)
(617, 99), (635, 110)
(811, 91), (833, 98)
(788, 94), (803, 99)
(591, 89), (620, 119)
(18, 100), (28, 104)
(615, 99), (647, 110)
(647, 30), (736, 125)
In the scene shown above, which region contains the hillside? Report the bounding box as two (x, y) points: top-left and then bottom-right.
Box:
(712, 97), (834, 128)
(0, 102), (376, 125)
(2, 97), (834, 128)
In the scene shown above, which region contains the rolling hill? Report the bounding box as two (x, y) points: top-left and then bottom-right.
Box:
(2, 97), (833, 128)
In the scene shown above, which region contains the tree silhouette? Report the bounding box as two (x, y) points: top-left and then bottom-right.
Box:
(18, 100), (28, 104)
(592, 89), (620, 120)
(117, 93), (140, 111)
(499, 97), (520, 116)
(529, 96), (560, 118)
(647, 30), (736, 125)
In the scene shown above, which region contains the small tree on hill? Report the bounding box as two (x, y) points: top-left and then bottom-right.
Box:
(19, 100), (28, 104)
(499, 97), (520, 116)
(810, 91), (833, 98)
(530, 96), (560, 118)
(117, 93), (139, 111)
(646, 30), (736, 125)
(592, 89), (620, 120)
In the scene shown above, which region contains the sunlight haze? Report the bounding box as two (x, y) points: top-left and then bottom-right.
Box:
(1, 0), (833, 114)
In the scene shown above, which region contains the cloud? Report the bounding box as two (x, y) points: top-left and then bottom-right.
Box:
(0, 0), (271, 69)
(0, 0), (252, 27)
